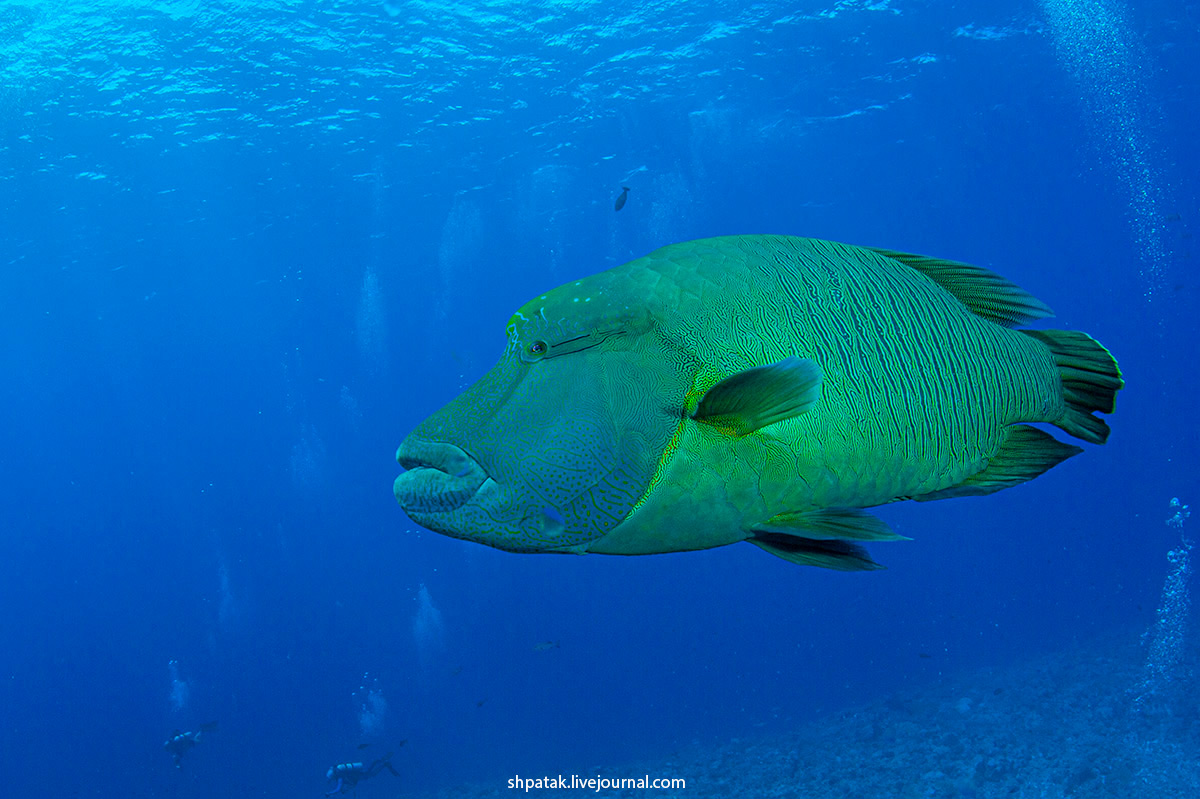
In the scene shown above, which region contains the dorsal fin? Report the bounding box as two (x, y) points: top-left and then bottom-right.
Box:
(868, 247), (1054, 327)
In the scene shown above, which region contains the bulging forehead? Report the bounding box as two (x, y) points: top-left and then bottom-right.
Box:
(506, 275), (638, 342)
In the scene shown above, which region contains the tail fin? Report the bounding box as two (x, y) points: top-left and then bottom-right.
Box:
(1022, 329), (1123, 444)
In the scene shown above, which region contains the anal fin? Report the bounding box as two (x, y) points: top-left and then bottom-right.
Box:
(913, 425), (1082, 502)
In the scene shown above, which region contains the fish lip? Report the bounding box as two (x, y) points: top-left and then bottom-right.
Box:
(395, 437), (481, 476)
(394, 439), (489, 514)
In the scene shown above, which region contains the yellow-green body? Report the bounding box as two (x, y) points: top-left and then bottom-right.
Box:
(394, 235), (1121, 570)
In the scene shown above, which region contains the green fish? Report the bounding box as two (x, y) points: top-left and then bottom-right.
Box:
(394, 236), (1122, 571)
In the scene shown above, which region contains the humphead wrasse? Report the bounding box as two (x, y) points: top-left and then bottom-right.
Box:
(394, 236), (1122, 570)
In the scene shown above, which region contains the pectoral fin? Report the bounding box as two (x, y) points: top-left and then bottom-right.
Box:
(693, 357), (822, 436)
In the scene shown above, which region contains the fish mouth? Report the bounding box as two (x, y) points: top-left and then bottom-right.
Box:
(394, 439), (489, 514)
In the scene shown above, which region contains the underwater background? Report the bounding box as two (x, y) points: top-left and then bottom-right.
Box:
(1, 0), (1197, 797)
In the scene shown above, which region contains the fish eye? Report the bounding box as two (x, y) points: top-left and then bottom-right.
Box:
(528, 340), (547, 356)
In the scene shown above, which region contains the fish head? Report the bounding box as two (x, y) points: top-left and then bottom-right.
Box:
(394, 275), (692, 553)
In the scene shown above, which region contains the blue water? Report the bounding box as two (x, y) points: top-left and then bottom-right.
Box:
(1, 1), (1196, 797)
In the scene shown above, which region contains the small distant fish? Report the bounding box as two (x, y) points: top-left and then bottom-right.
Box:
(398, 739), (408, 747)
(475, 698), (488, 708)
(357, 743), (371, 750)
(1165, 212), (1182, 222)
(449, 665), (463, 676)
(614, 186), (630, 211)
(533, 640), (560, 652)
(918, 652), (933, 659)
